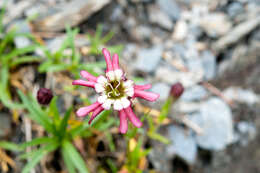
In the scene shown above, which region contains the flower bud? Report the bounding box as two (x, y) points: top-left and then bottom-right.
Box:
(37, 88), (53, 105)
(170, 82), (184, 98)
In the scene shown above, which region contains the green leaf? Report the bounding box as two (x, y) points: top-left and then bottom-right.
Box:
(148, 131), (170, 144)
(47, 64), (70, 72)
(62, 141), (89, 173)
(5, 45), (37, 62)
(18, 90), (55, 134)
(158, 97), (173, 123)
(61, 143), (76, 173)
(59, 107), (72, 138)
(21, 143), (58, 173)
(20, 137), (54, 149)
(49, 96), (60, 126)
(0, 141), (22, 151)
(10, 56), (41, 68)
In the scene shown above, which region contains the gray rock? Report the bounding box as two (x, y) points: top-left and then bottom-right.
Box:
(200, 13), (232, 37)
(32, 0), (111, 31)
(151, 83), (170, 101)
(136, 46), (162, 73)
(223, 87), (260, 105)
(0, 113), (11, 138)
(201, 50), (217, 80)
(227, 2), (244, 18)
(149, 143), (172, 172)
(148, 5), (174, 30)
(166, 125), (197, 164)
(180, 85), (208, 102)
(236, 121), (257, 146)
(156, 67), (203, 87)
(157, 0), (181, 21)
(190, 97), (234, 151)
(12, 20), (32, 48)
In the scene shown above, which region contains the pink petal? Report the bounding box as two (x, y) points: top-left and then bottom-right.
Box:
(134, 89), (160, 102)
(102, 48), (113, 72)
(119, 110), (128, 134)
(88, 106), (104, 125)
(112, 53), (120, 70)
(76, 102), (100, 117)
(80, 70), (97, 82)
(124, 106), (142, 128)
(134, 84), (152, 90)
(72, 80), (95, 88)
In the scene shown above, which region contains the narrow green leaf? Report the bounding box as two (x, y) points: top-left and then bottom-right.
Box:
(10, 56), (41, 68)
(5, 45), (37, 62)
(49, 96), (60, 125)
(20, 137), (54, 149)
(18, 90), (54, 134)
(158, 97), (173, 123)
(21, 143), (58, 173)
(0, 141), (22, 151)
(61, 144), (76, 173)
(59, 107), (72, 138)
(62, 141), (89, 173)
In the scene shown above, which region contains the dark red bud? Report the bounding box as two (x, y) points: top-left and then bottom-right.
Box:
(170, 82), (184, 98)
(37, 88), (53, 105)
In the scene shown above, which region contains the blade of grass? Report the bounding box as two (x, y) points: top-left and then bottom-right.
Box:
(21, 143), (58, 173)
(62, 141), (89, 173)
(10, 56), (41, 68)
(59, 107), (72, 138)
(61, 144), (76, 173)
(0, 141), (22, 151)
(20, 137), (54, 149)
(18, 90), (55, 134)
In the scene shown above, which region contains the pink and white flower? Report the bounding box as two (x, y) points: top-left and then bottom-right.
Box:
(72, 48), (160, 133)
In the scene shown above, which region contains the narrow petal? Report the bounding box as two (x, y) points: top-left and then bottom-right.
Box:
(125, 87), (134, 97)
(134, 89), (160, 102)
(95, 83), (105, 93)
(80, 70), (97, 82)
(106, 71), (115, 81)
(113, 99), (123, 111)
(76, 102), (100, 117)
(119, 110), (128, 134)
(97, 95), (107, 104)
(89, 106), (104, 125)
(97, 75), (108, 85)
(72, 80), (95, 88)
(134, 84), (152, 90)
(102, 99), (113, 110)
(123, 80), (134, 88)
(112, 53), (120, 70)
(121, 97), (130, 108)
(102, 48), (113, 72)
(124, 106), (142, 128)
(114, 69), (123, 80)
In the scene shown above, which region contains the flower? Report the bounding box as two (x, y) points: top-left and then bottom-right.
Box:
(170, 82), (184, 99)
(73, 48), (160, 133)
(37, 88), (53, 105)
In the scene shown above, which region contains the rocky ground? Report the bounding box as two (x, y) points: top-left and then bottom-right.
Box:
(0, 0), (260, 173)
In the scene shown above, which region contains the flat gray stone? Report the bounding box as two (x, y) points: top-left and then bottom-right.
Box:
(180, 85), (208, 102)
(136, 46), (162, 73)
(190, 97), (234, 151)
(223, 87), (260, 105)
(201, 50), (217, 80)
(148, 5), (174, 30)
(157, 0), (181, 20)
(151, 83), (170, 101)
(166, 125), (197, 164)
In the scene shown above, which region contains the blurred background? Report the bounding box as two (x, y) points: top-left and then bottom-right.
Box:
(0, 0), (259, 173)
